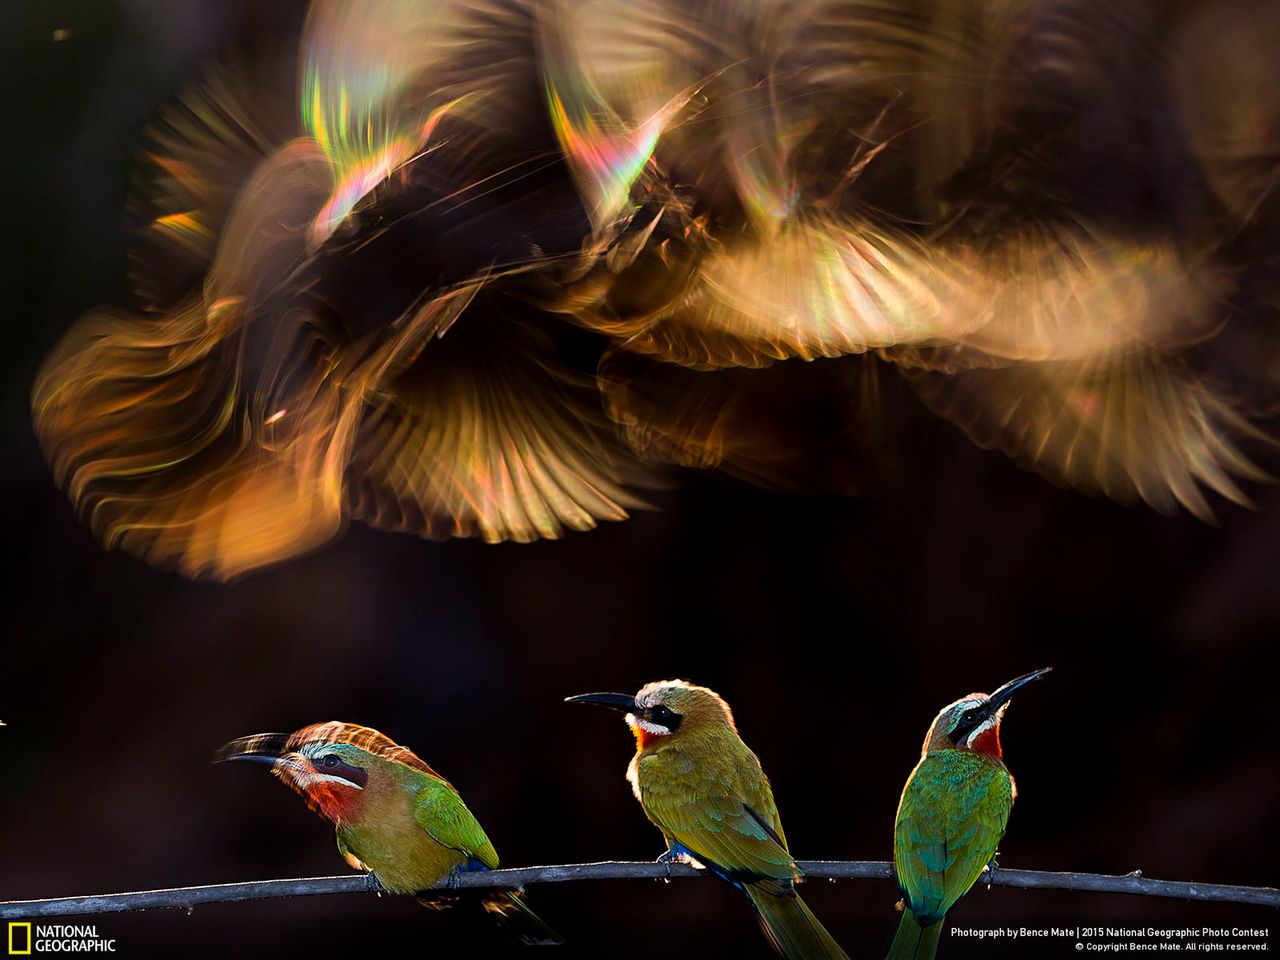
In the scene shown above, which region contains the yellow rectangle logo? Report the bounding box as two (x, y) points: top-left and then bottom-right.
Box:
(7, 922), (31, 956)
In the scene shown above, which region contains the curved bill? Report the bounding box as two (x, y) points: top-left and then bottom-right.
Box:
(214, 732), (291, 765)
(986, 667), (1053, 714)
(564, 693), (638, 713)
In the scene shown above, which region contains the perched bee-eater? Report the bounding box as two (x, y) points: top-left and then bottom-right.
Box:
(888, 668), (1052, 960)
(567, 680), (849, 960)
(217, 721), (560, 945)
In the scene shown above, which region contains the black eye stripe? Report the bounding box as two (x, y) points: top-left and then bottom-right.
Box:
(947, 705), (989, 743)
(312, 754), (369, 787)
(645, 705), (683, 730)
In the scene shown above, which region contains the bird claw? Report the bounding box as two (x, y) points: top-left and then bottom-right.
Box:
(365, 873), (387, 896)
(446, 867), (464, 891)
(655, 849), (674, 881)
(981, 858), (1000, 886)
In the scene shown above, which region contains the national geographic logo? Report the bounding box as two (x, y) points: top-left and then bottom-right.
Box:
(7, 924), (116, 954)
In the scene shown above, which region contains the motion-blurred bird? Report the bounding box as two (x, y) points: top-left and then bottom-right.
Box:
(217, 721), (561, 945)
(32, 0), (1280, 582)
(888, 668), (1051, 960)
(566, 680), (849, 960)
(32, 0), (650, 581)
(544, 0), (1274, 518)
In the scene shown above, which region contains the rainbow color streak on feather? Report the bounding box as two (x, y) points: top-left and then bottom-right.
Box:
(29, 0), (1280, 582)
(300, 0), (467, 245)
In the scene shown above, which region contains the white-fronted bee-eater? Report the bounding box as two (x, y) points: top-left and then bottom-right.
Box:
(218, 720), (560, 945)
(567, 680), (849, 960)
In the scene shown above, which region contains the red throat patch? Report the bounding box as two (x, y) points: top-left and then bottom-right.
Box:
(969, 724), (1003, 758)
(631, 725), (666, 751)
(299, 781), (364, 823)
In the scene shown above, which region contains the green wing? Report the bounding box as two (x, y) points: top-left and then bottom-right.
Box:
(413, 779), (501, 869)
(893, 751), (1013, 925)
(636, 740), (796, 882)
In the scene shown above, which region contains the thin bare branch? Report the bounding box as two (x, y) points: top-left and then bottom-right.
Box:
(1, 861), (1275, 920)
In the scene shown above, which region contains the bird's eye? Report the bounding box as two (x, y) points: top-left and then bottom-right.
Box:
(320, 755), (340, 769)
(652, 706), (672, 722)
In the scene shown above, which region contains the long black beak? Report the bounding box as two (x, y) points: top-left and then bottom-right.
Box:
(564, 693), (639, 714)
(214, 733), (290, 765)
(984, 667), (1053, 715)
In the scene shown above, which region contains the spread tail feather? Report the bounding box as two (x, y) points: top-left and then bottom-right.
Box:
(745, 883), (850, 960)
(886, 911), (942, 960)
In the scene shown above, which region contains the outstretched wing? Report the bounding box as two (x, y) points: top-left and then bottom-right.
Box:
(128, 61), (295, 311)
(346, 295), (653, 544)
(901, 349), (1268, 522)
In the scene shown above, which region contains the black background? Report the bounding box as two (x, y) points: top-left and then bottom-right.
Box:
(2, 2), (1276, 957)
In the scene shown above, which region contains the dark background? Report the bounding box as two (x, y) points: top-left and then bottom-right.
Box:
(2, 1), (1276, 957)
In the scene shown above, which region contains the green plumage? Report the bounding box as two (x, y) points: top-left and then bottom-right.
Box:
(567, 681), (852, 958)
(331, 749), (556, 944)
(633, 727), (796, 882)
(220, 723), (559, 945)
(887, 912), (943, 960)
(629, 703), (849, 960)
(331, 748), (497, 892)
(889, 749), (1013, 960)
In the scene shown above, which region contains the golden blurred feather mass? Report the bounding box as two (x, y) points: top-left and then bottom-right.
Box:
(32, 0), (1280, 579)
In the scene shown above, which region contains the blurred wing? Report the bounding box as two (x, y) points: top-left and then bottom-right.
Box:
(301, 0), (472, 244)
(948, 226), (1226, 363)
(128, 61), (296, 310)
(903, 350), (1270, 521)
(618, 217), (974, 369)
(539, 0), (701, 232)
(894, 754), (1012, 924)
(637, 744), (796, 882)
(1172, 0), (1280, 226)
(347, 299), (651, 544)
(599, 348), (891, 494)
(32, 142), (353, 581)
(31, 299), (354, 581)
(414, 780), (500, 869)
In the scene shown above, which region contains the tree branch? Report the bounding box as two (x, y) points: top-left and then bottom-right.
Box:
(1, 861), (1274, 920)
